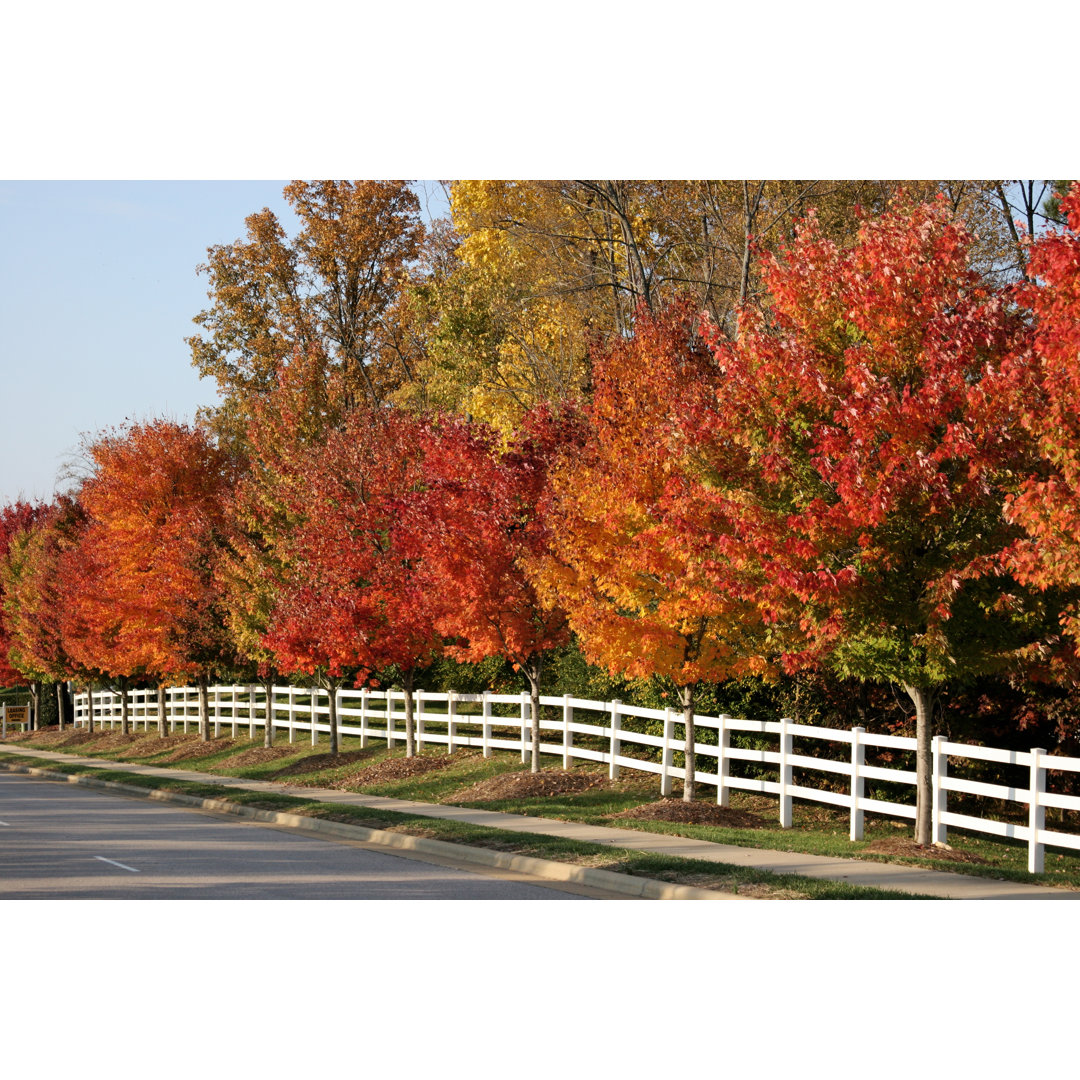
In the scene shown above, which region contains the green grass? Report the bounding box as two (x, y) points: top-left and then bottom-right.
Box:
(5, 725), (1080, 892)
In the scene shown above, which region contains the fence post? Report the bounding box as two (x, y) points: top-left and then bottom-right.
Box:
(288, 686), (296, 743)
(231, 687), (238, 739)
(850, 726), (866, 841)
(609, 700), (622, 780)
(660, 707), (674, 797)
(482, 693), (492, 759)
(248, 685), (256, 740)
(520, 691), (529, 764)
(447, 692), (456, 755)
(779, 717), (793, 828)
(717, 714), (730, 807)
(310, 686), (319, 746)
(562, 694), (573, 770)
(1029, 747), (1047, 874)
(416, 689), (426, 752)
(932, 735), (948, 845)
(387, 690), (396, 749)
(359, 687), (369, 749)
(2, 704), (6, 740)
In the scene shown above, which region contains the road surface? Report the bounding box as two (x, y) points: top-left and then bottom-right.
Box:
(0, 771), (601, 900)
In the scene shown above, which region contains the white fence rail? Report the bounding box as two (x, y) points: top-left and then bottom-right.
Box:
(72, 684), (1080, 874)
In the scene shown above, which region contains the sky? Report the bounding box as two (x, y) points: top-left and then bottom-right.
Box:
(0, 180), (450, 505)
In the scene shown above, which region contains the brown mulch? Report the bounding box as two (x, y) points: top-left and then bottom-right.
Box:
(270, 750), (374, 777)
(862, 837), (990, 864)
(114, 734), (198, 758)
(453, 769), (607, 802)
(156, 738), (238, 763)
(337, 753), (459, 786)
(613, 798), (768, 829)
(220, 746), (302, 769)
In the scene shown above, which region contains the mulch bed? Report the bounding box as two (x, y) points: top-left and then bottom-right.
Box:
(337, 753), (459, 787)
(862, 837), (990, 864)
(271, 750), (374, 777)
(613, 798), (768, 829)
(156, 738), (239, 763)
(220, 746), (303, 768)
(453, 769), (607, 802)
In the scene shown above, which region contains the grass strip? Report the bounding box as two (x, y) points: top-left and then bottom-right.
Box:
(0, 755), (932, 900)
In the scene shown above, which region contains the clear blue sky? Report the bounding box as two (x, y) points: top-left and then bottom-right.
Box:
(0, 180), (449, 506)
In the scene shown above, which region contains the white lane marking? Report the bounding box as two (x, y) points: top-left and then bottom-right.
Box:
(93, 856), (140, 873)
(0, 821), (9, 826)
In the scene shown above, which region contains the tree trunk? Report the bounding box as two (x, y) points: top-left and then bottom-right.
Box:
(157, 683), (167, 737)
(402, 668), (416, 758)
(30, 681), (41, 730)
(904, 683), (936, 846)
(525, 655), (544, 774)
(264, 677), (275, 748)
(326, 677), (339, 756)
(56, 682), (66, 732)
(197, 675), (210, 742)
(682, 682), (697, 803)
(119, 674), (129, 736)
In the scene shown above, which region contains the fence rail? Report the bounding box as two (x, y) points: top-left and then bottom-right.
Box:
(71, 684), (1080, 873)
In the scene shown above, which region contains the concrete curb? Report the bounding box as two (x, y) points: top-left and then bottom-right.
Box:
(0, 760), (744, 901)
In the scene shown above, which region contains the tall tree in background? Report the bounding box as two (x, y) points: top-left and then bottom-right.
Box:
(189, 181), (424, 447)
(698, 197), (1062, 842)
(402, 181), (1018, 434)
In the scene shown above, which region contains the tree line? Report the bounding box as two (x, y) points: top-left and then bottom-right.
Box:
(2, 179), (1079, 846)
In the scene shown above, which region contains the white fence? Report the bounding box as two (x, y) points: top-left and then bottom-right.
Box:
(72, 684), (1080, 874)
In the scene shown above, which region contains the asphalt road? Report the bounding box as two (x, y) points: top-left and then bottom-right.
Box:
(0, 772), (594, 900)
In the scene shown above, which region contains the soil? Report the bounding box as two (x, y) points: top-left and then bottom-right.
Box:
(337, 753), (459, 786)
(453, 768), (606, 802)
(862, 837), (990, 864)
(613, 798), (768, 829)
(271, 750), (375, 777)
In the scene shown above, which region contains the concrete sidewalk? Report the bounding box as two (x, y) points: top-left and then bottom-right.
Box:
(3, 742), (1077, 900)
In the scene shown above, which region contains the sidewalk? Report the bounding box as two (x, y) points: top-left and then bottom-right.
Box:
(3, 742), (1078, 900)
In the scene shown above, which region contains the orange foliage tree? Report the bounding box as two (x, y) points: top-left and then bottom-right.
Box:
(533, 305), (778, 798)
(62, 421), (237, 738)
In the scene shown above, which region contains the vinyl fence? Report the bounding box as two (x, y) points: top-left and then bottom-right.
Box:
(73, 684), (1080, 874)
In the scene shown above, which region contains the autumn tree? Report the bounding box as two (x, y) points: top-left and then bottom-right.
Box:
(533, 305), (779, 798)
(0, 498), (86, 727)
(397, 181), (1017, 435)
(698, 197), (1063, 843)
(217, 346), (347, 747)
(1005, 184), (1080, 636)
(263, 408), (442, 757)
(0, 500), (48, 723)
(64, 421), (237, 739)
(190, 181), (425, 448)
(403, 409), (579, 773)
